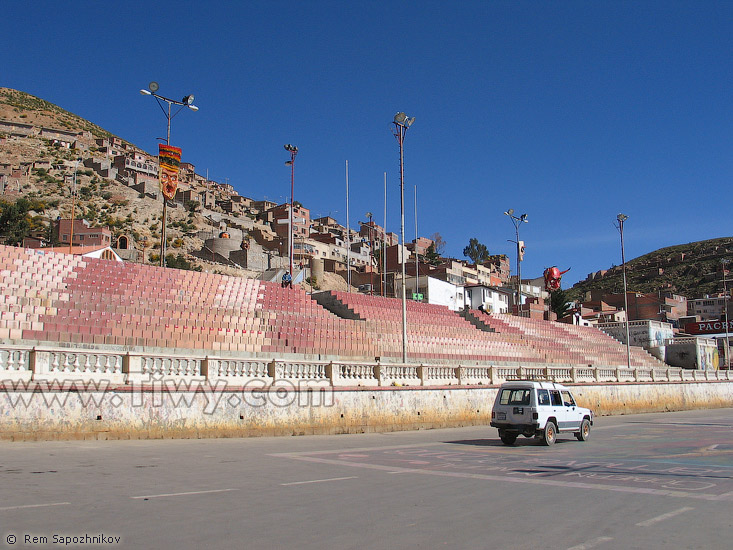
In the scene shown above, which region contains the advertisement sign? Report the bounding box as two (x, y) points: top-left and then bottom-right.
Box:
(158, 144), (182, 201)
(685, 320), (733, 335)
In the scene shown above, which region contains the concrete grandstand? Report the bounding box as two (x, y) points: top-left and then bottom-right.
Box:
(0, 244), (665, 368)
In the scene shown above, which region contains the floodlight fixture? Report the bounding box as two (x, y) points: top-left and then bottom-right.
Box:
(504, 208), (514, 216)
(148, 81), (159, 93)
(617, 213), (629, 223)
(140, 89), (152, 96)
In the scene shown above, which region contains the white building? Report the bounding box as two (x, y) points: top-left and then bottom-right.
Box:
(464, 284), (511, 314)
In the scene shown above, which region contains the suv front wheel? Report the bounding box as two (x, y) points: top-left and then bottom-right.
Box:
(575, 418), (591, 441)
(541, 421), (557, 446)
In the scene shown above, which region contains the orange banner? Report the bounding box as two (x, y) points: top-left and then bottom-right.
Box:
(159, 144), (182, 201)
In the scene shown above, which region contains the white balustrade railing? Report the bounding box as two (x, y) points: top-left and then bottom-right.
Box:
(0, 344), (731, 389)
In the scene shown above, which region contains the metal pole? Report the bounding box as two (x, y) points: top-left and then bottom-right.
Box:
(289, 153), (295, 279)
(69, 159), (78, 254)
(724, 260), (730, 369)
(414, 184), (418, 300)
(346, 160), (351, 290)
(383, 172), (387, 297)
(369, 213), (374, 295)
(398, 126), (407, 363)
(516, 225), (521, 316)
(618, 214), (631, 369)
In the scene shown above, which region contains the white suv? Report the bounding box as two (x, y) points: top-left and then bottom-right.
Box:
(490, 381), (593, 446)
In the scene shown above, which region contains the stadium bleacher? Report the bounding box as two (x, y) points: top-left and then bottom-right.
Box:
(0, 245), (664, 367)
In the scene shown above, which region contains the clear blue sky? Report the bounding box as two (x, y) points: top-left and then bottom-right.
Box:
(4, 1), (732, 288)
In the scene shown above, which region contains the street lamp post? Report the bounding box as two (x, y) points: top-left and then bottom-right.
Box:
(393, 112), (415, 364)
(617, 213), (631, 369)
(723, 259), (730, 369)
(504, 209), (528, 316)
(284, 144), (298, 279)
(366, 212), (374, 295)
(68, 158), (80, 254)
(140, 82), (198, 267)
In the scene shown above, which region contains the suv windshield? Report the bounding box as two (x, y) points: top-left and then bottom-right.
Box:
(499, 388), (531, 406)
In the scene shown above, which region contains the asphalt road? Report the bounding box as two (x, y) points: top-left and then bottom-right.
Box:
(1, 408), (732, 550)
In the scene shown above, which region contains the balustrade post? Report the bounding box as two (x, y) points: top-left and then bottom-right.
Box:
(633, 367), (640, 382)
(374, 363), (383, 387)
(417, 364), (426, 386)
(29, 349), (51, 380)
(571, 367), (578, 383)
(325, 361), (335, 386)
(615, 367), (621, 382)
(267, 359), (278, 384)
(122, 353), (143, 384)
(457, 365), (466, 385)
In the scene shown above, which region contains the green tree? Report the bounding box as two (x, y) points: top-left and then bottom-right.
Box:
(550, 289), (572, 319)
(0, 198), (34, 245)
(425, 243), (442, 266)
(463, 238), (489, 264)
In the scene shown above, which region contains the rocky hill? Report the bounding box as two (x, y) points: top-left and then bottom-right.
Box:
(569, 237), (733, 301)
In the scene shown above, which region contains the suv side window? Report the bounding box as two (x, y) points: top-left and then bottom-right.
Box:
(550, 390), (563, 406)
(561, 390), (575, 407)
(537, 389), (550, 406)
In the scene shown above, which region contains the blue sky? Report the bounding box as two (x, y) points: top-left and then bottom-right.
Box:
(4, 1), (732, 288)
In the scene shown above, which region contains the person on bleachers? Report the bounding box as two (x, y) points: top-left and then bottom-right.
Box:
(282, 272), (292, 289)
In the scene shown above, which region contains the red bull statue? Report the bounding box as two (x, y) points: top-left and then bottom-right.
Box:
(544, 266), (571, 291)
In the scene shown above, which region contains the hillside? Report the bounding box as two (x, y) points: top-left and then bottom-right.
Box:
(569, 237), (733, 301)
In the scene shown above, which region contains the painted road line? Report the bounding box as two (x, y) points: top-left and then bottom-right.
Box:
(566, 537), (613, 550)
(131, 488), (239, 500)
(0, 502), (71, 512)
(635, 507), (694, 527)
(280, 476), (358, 486)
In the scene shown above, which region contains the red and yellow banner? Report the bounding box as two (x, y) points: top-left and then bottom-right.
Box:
(159, 144), (182, 201)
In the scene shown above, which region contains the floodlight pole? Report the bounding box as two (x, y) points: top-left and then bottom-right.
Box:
(723, 259), (730, 369)
(617, 213), (631, 369)
(505, 210), (528, 316)
(68, 158), (80, 254)
(393, 112), (415, 363)
(139, 83), (198, 267)
(284, 144), (298, 279)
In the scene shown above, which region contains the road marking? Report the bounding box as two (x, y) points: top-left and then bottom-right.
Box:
(566, 537), (613, 550)
(280, 476), (358, 486)
(636, 507), (694, 527)
(281, 453), (733, 501)
(0, 502), (71, 512)
(130, 488), (239, 500)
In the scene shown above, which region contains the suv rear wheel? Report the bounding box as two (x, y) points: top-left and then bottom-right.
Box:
(500, 431), (517, 446)
(541, 421), (557, 446)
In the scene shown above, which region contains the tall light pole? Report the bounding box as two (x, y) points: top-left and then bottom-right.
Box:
(504, 209), (528, 316)
(366, 212), (374, 295)
(393, 111), (415, 363)
(723, 259), (730, 369)
(140, 82), (198, 267)
(414, 185), (419, 299)
(284, 144), (298, 279)
(68, 158), (80, 254)
(617, 213), (631, 369)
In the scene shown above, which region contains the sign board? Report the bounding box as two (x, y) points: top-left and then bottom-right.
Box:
(412, 293), (423, 301)
(685, 320), (733, 335)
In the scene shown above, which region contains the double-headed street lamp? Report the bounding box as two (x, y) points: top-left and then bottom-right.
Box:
(504, 209), (528, 316)
(139, 82), (198, 267)
(393, 112), (415, 363)
(284, 144), (298, 279)
(617, 213), (631, 369)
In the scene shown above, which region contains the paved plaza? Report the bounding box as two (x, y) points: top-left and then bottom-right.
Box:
(1, 408), (732, 549)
